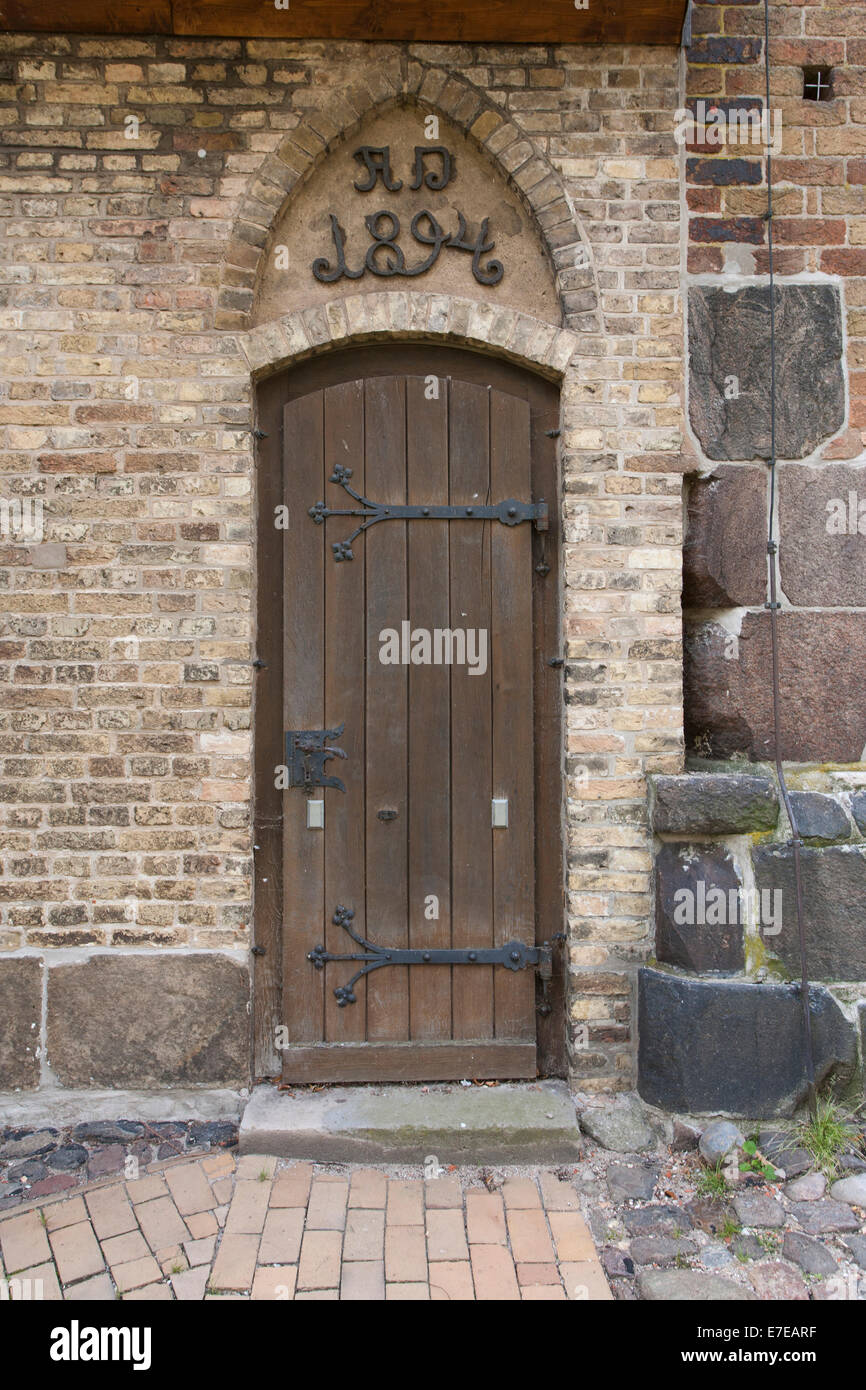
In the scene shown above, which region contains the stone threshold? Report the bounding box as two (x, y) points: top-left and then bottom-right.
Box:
(0, 1087), (245, 1130)
(239, 1080), (582, 1164)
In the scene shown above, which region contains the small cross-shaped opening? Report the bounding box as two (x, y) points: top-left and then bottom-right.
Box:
(803, 66), (833, 101)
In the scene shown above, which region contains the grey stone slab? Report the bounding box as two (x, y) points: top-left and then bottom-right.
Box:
(842, 1235), (866, 1269)
(629, 1235), (698, 1266)
(787, 792), (851, 845)
(748, 1261), (809, 1300)
(688, 284), (844, 461)
(0, 957), (42, 1091)
(579, 1095), (656, 1152)
(795, 1200), (859, 1235)
(782, 1233), (838, 1277)
(239, 1079), (581, 1164)
(638, 968), (857, 1116)
(638, 1269), (754, 1300)
(46, 954), (249, 1088)
(753, 845), (866, 981)
(732, 1191), (785, 1228)
(624, 1205), (693, 1237)
(650, 773), (778, 835)
(607, 1162), (659, 1202)
(655, 843), (745, 975)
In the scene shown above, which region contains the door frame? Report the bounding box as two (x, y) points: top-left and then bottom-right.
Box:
(252, 341), (566, 1080)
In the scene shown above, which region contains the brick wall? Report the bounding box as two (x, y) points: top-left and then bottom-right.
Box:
(0, 31), (688, 1094)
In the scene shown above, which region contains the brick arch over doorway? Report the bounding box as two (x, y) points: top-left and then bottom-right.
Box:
(215, 67), (597, 333)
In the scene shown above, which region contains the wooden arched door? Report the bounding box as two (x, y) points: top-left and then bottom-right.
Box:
(254, 345), (564, 1082)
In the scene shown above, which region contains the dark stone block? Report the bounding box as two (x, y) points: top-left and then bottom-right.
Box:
(782, 1232), (838, 1277)
(655, 843), (745, 974)
(689, 285), (844, 461)
(46, 1145), (87, 1171)
(752, 845), (866, 981)
(779, 465), (866, 606)
(0, 957), (42, 1090)
(685, 613), (866, 763)
(731, 1233), (764, 1261)
(686, 1198), (735, 1236)
(86, 1145), (125, 1179)
(8, 1160), (48, 1183)
(637, 968), (857, 1116)
(623, 1204), (693, 1237)
(683, 466), (767, 607)
(852, 794), (866, 835)
(46, 954), (250, 1088)
(795, 1200), (858, 1235)
(187, 1120), (239, 1148)
(787, 792), (850, 844)
(651, 772), (778, 834)
(72, 1121), (144, 1144)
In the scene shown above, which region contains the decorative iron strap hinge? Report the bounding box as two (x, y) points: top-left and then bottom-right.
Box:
(308, 904), (562, 1007)
(284, 724), (347, 793)
(310, 464), (548, 561)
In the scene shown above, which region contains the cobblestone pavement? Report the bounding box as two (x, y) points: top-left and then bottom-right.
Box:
(0, 1153), (611, 1301)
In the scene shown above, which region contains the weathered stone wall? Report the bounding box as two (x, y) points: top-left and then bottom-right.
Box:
(682, 1), (866, 762)
(641, 1), (866, 1116)
(0, 33), (686, 1094)
(640, 771), (865, 1115)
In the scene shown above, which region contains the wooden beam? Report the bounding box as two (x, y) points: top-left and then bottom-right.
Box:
(0, 0), (173, 33)
(0, 0), (688, 45)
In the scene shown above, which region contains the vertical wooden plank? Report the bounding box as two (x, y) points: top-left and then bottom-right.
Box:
(406, 375), (451, 1040)
(323, 381), (367, 1043)
(449, 379), (493, 1042)
(281, 393), (325, 1055)
(364, 376), (409, 1042)
(490, 390), (536, 1042)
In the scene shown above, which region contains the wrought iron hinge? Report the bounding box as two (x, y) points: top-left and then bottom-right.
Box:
(284, 724), (347, 793)
(536, 932), (565, 1016)
(310, 465), (548, 561)
(308, 904), (560, 1007)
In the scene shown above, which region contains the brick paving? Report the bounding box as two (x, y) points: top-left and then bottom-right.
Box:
(0, 1152), (610, 1302)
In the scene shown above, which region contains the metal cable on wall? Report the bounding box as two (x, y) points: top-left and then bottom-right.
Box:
(762, 0), (818, 1119)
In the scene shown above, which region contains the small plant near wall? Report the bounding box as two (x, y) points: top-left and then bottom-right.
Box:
(787, 1098), (864, 1180)
(696, 1162), (728, 1198)
(738, 1139), (778, 1183)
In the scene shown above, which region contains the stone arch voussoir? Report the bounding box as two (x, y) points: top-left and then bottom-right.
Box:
(239, 290), (581, 382)
(217, 63), (595, 333)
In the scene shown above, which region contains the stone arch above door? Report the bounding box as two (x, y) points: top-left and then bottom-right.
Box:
(239, 290), (581, 381)
(216, 64), (597, 334)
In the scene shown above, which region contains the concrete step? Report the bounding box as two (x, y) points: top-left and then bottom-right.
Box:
(239, 1079), (581, 1164)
